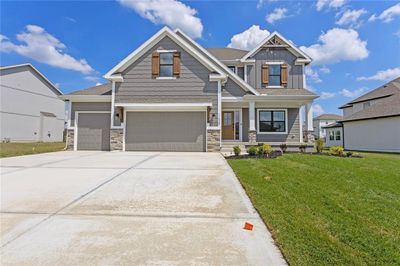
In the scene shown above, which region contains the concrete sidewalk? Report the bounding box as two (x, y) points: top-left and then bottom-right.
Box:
(1, 151), (286, 265)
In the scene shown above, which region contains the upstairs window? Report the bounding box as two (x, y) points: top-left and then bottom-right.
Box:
(269, 65), (281, 86)
(152, 51), (181, 78)
(159, 53), (174, 77)
(227, 66), (236, 73)
(363, 101), (371, 109)
(262, 63), (288, 87)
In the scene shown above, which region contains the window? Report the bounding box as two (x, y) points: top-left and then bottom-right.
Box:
(269, 65), (281, 86)
(363, 101), (370, 109)
(223, 112), (232, 126)
(258, 110), (286, 133)
(329, 131), (335, 141)
(159, 52), (173, 77)
(335, 130), (341, 141)
(227, 66), (236, 73)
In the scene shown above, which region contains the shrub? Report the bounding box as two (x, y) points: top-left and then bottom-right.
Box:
(258, 144), (272, 155)
(248, 146), (258, 156)
(329, 146), (344, 156)
(279, 143), (287, 153)
(299, 144), (307, 153)
(314, 139), (325, 153)
(345, 151), (353, 157)
(233, 146), (241, 156)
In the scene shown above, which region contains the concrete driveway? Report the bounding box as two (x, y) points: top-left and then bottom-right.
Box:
(1, 151), (286, 265)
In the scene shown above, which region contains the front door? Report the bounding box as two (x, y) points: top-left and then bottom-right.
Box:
(222, 111), (234, 140)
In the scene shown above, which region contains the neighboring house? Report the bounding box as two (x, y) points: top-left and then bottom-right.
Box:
(313, 114), (342, 139)
(322, 122), (343, 147)
(60, 27), (318, 152)
(327, 77), (400, 152)
(0, 64), (64, 142)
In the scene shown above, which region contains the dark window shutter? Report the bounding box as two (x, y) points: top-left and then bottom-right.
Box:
(281, 64), (288, 86)
(173, 52), (181, 78)
(152, 52), (160, 78)
(262, 64), (269, 85)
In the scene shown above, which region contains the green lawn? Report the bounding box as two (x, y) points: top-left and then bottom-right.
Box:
(228, 153), (400, 266)
(0, 142), (65, 158)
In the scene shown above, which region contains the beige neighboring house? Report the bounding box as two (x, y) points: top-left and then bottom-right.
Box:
(0, 64), (64, 142)
(325, 77), (400, 152)
(60, 27), (318, 152)
(312, 114), (342, 139)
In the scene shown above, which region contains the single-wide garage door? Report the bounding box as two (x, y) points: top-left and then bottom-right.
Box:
(125, 112), (206, 152)
(77, 113), (110, 151)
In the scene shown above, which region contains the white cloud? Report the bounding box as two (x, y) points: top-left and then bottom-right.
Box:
(84, 76), (100, 82)
(0, 25), (93, 74)
(313, 104), (325, 115)
(266, 8), (288, 24)
(306, 85), (316, 92)
(64, 17), (77, 23)
(320, 91), (336, 99)
(300, 28), (368, 65)
(95, 82), (102, 86)
(336, 9), (367, 27)
(117, 0), (203, 39)
(227, 25), (270, 51)
(319, 66), (330, 74)
(369, 3), (400, 23)
(357, 67), (400, 81)
(340, 87), (367, 98)
(305, 67), (322, 83)
(316, 0), (346, 11)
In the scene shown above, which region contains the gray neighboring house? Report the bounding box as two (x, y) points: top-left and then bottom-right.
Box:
(0, 64), (64, 142)
(313, 114), (342, 139)
(325, 77), (400, 152)
(60, 27), (318, 152)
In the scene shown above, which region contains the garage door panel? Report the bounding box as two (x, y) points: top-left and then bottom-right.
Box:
(77, 113), (110, 151)
(125, 112), (206, 152)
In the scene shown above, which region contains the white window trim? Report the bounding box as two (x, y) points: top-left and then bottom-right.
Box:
(265, 61), (285, 88)
(257, 109), (288, 135)
(157, 49), (177, 53)
(156, 77), (177, 80)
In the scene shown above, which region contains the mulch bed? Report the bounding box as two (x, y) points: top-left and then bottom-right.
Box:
(226, 151), (363, 159)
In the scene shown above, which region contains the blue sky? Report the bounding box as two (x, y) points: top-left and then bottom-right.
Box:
(1, 0), (399, 115)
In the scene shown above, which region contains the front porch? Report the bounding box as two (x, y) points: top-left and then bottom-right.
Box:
(220, 96), (315, 148)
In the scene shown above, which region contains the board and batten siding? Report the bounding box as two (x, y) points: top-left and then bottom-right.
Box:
(115, 36), (219, 126)
(247, 48), (303, 89)
(70, 102), (111, 127)
(222, 78), (247, 98)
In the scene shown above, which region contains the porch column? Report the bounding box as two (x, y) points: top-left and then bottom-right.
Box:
(304, 102), (315, 143)
(248, 101), (257, 143)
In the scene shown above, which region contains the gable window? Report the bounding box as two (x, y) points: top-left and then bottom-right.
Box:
(363, 101), (370, 109)
(261, 63), (288, 87)
(269, 65), (281, 86)
(258, 110), (286, 133)
(159, 53), (174, 77)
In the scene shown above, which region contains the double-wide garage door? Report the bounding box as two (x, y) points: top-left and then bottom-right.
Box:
(77, 113), (110, 151)
(125, 112), (206, 152)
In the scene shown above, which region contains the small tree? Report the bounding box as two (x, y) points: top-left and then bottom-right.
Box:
(314, 139), (324, 153)
(233, 146), (241, 156)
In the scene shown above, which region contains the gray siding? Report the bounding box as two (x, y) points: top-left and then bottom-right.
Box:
(222, 78), (247, 97)
(246, 65), (256, 89)
(250, 48), (303, 89)
(71, 102), (111, 127)
(116, 36), (219, 126)
(0, 66), (64, 142)
(256, 108), (300, 143)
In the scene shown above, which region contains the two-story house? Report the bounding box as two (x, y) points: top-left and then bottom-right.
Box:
(324, 77), (400, 152)
(60, 27), (318, 152)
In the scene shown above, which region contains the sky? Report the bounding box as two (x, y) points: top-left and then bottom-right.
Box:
(1, 0), (399, 116)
